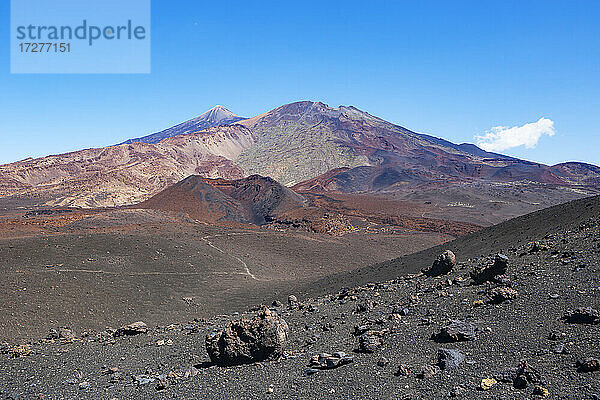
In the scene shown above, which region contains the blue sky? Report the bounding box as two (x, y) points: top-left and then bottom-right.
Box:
(0, 0), (599, 165)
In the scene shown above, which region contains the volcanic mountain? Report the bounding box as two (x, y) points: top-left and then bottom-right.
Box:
(236, 101), (600, 189)
(135, 174), (305, 225)
(0, 101), (599, 210)
(0, 124), (255, 207)
(121, 105), (246, 145)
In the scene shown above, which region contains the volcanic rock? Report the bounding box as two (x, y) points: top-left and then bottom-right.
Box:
(309, 352), (354, 370)
(563, 307), (600, 324)
(114, 321), (148, 337)
(577, 358), (600, 373)
(205, 308), (289, 366)
(417, 365), (440, 379)
(357, 329), (388, 353)
(423, 250), (456, 277)
(433, 320), (477, 343)
(487, 287), (519, 304)
(287, 295), (298, 306)
(495, 361), (542, 389)
(47, 326), (75, 341)
(533, 385), (550, 397)
(437, 348), (465, 370)
(395, 364), (411, 377)
(470, 254), (509, 284)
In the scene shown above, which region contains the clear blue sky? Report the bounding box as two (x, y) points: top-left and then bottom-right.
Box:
(1, 0), (599, 165)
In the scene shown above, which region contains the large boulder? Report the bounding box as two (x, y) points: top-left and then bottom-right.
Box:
(437, 348), (465, 370)
(470, 254), (509, 284)
(206, 308), (289, 366)
(423, 250), (456, 277)
(487, 287), (519, 304)
(114, 321), (148, 337)
(563, 307), (599, 324)
(433, 320), (477, 343)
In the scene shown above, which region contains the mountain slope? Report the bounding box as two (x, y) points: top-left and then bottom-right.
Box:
(133, 175), (304, 225)
(135, 174), (305, 225)
(0, 125), (255, 207)
(0, 100), (598, 209)
(236, 101), (600, 188)
(305, 194), (600, 295)
(121, 105), (246, 145)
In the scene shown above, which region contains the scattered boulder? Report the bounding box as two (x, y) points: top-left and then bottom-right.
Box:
(551, 343), (568, 354)
(423, 250), (456, 277)
(417, 365), (440, 379)
(354, 301), (375, 313)
(287, 295), (298, 306)
(271, 300), (283, 307)
(433, 320), (477, 343)
(47, 326), (75, 341)
(7, 344), (31, 358)
(548, 330), (564, 341)
(395, 364), (411, 377)
(357, 329), (388, 353)
(487, 287), (519, 304)
(114, 321), (148, 337)
(533, 385), (549, 397)
(529, 241), (549, 253)
(437, 348), (465, 370)
(353, 325), (371, 336)
(470, 254), (509, 284)
(563, 307), (599, 324)
(205, 308), (289, 366)
(134, 375), (154, 385)
(495, 361), (541, 389)
(479, 378), (497, 390)
(577, 357), (600, 373)
(155, 374), (169, 390)
(309, 352), (353, 370)
(377, 357), (389, 367)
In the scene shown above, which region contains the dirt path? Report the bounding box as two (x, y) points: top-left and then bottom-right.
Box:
(201, 233), (260, 281)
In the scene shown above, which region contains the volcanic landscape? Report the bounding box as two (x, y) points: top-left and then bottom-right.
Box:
(0, 101), (599, 399)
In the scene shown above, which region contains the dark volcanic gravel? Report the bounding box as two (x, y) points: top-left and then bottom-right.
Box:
(1, 202), (599, 399)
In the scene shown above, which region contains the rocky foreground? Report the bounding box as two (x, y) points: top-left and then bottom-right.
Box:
(1, 216), (599, 399)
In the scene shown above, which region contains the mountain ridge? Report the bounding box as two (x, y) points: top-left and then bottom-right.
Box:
(0, 100), (599, 208)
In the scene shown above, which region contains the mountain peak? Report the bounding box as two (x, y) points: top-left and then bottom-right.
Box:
(120, 105), (246, 145)
(200, 105), (241, 122)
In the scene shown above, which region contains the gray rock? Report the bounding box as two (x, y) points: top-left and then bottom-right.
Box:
(434, 320), (477, 342)
(114, 321), (148, 337)
(287, 295), (298, 306)
(495, 361), (541, 389)
(134, 375), (154, 385)
(395, 364), (411, 376)
(470, 254), (509, 284)
(205, 307), (289, 366)
(437, 348), (465, 370)
(487, 287), (519, 304)
(563, 307), (600, 324)
(47, 326), (75, 341)
(423, 250), (456, 277)
(417, 364), (440, 379)
(309, 352), (354, 370)
(577, 357), (600, 373)
(357, 329), (388, 353)
(552, 343), (568, 354)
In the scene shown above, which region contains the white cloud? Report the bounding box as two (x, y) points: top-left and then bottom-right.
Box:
(475, 117), (556, 152)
